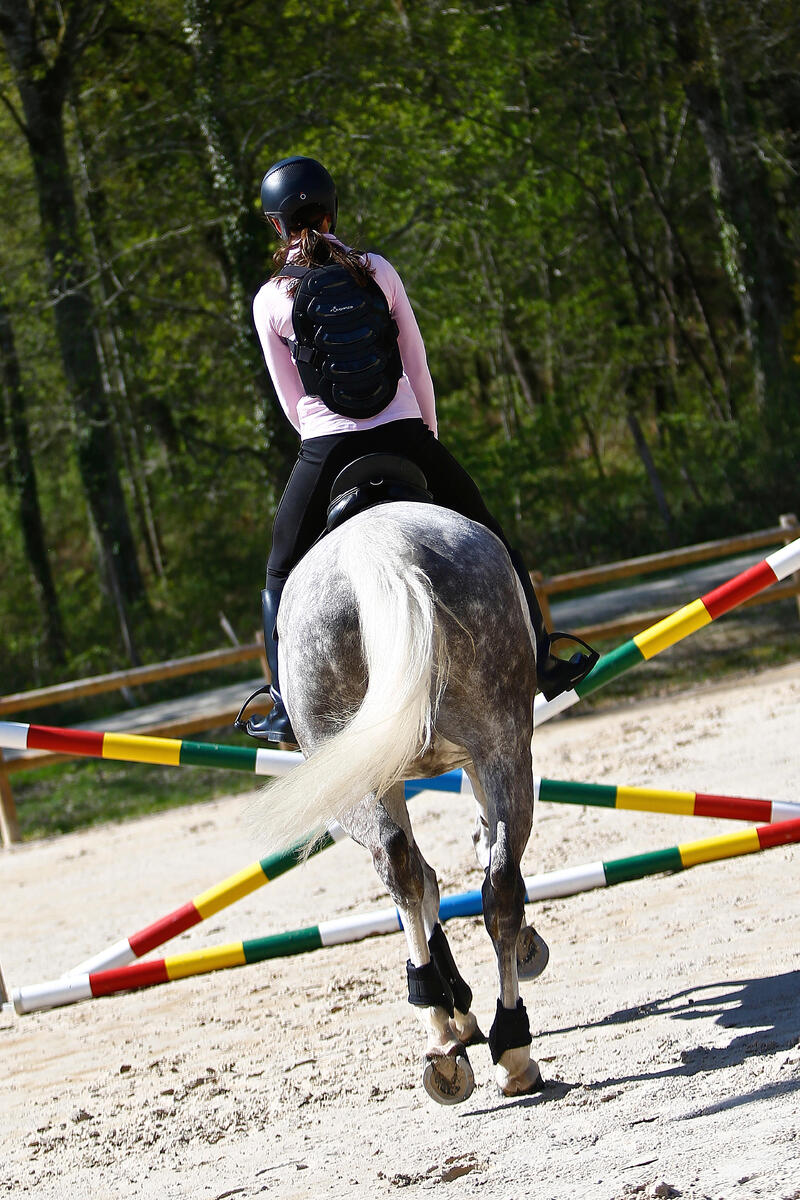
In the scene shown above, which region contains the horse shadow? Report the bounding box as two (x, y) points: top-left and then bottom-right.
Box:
(464, 971), (800, 1116)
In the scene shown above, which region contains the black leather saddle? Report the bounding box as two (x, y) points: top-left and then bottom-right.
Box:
(326, 453), (433, 534)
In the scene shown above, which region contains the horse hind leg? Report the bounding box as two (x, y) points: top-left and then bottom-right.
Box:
(415, 846), (485, 1048)
(466, 766), (550, 984)
(471, 753), (542, 1097)
(352, 785), (477, 1105)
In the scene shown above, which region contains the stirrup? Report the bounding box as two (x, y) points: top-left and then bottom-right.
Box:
(537, 633), (599, 702)
(233, 685), (298, 746)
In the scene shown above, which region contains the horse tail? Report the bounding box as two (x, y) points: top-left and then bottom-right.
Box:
(249, 523), (445, 853)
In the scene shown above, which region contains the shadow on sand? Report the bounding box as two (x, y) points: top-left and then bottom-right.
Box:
(464, 971), (800, 1117)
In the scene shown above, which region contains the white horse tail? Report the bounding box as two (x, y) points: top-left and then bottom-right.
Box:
(249, 523), (445, 853)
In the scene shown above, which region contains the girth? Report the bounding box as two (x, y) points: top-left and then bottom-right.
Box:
(326, 453), (433, 534)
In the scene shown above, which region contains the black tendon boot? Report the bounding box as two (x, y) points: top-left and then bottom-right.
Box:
(508, 549), (599, 702)
(234, 584), (297, 746)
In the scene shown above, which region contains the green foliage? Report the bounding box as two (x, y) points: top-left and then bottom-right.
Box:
(1, 0), (799, 695)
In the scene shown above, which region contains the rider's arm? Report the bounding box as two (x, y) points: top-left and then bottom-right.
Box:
(252, 283), (303, 434)
(371, 256), (438, 438)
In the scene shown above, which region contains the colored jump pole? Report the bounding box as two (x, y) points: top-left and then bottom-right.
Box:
(12, 816), (800, 1015)
(4, 714), (798, 829)
(0, 722), (302, 776)
(533, 536), (800, 724)
(414, 773), (800, 825)
(66, 825), (348, 977)
(67, 773), (798, 979)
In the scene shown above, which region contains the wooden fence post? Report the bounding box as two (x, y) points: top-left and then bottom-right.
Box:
(254, 630), (270, 681)
(0, 749), (20, 847)
(531, 571), (554, 632)
(779, 513), (800, 622)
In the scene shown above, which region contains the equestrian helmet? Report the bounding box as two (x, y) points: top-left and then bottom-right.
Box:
(260, 156), (338, 240)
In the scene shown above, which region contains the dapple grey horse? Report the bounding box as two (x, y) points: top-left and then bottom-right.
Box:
(249, 501), (546, 1103)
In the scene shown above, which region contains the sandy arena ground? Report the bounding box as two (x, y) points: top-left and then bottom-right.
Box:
(1, 662), (799, 1200)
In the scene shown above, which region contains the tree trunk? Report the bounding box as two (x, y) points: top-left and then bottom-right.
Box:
(183, 0), (295, 480)
(1, 0), (146, 661)
(70, 100), (167, 581)
(668, 0), (799, 424)
(626, 408), (673, 533)
(0, 286), (67, 665)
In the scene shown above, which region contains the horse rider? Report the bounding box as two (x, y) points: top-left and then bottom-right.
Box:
(237, 155), (597, 746)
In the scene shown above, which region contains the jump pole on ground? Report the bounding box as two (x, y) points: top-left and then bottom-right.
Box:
(533, 535), (800, 724)
(56, 776), (798, 980)
(11, 815), (800, 1015)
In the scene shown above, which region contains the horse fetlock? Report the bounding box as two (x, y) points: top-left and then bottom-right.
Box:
(495, 1047), (542, 1097)
(418, 1004), (464, 1057)
(448, 1007), (480, 1044)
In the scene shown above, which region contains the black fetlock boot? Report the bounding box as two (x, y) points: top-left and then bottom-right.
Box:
(234, 584), (298, 746)
(508, 549), (599, 702)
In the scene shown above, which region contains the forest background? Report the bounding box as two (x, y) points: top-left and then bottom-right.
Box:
(1, 0), (799, 695)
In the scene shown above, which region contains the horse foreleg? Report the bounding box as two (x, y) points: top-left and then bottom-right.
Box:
(473, 754), (542, 1097)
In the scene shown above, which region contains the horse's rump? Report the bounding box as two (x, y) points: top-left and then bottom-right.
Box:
(247, 502), (535, 854)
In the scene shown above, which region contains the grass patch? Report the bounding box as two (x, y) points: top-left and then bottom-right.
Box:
(11, 746), (259, 842)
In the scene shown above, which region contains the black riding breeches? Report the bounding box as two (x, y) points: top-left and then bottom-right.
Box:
(266, 418), (511, 585)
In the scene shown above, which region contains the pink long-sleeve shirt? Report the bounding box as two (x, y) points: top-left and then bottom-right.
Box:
(252, 237), (438, 440)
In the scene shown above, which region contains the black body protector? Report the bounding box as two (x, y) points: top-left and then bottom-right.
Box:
(278, 263), (403, 418)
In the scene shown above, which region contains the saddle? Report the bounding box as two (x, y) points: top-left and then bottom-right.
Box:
(326, 453), (433, 533)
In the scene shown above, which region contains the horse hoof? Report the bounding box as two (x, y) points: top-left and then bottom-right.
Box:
(516, 925), (550, 980)
(496, 1058), (543, 1098)
(422, 1050), (475, 1105)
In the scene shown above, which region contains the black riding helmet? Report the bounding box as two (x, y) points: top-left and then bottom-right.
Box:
(260, 156), (338, 241)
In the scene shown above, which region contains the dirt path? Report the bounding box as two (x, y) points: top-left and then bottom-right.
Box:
(1, 663), (799, 1200)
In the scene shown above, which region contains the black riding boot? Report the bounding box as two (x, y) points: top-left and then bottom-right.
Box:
(234, 584), (298, 746)
(508, 549), (599, 702)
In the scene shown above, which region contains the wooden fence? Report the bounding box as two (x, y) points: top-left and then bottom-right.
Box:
(0, 642), (267, 847)
(1, 514), (798, 847)
(533, 512), (800, 644)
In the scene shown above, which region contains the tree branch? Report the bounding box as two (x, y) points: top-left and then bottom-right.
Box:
(0, 85), (28, 136)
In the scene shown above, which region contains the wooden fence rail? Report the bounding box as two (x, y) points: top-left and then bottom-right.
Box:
(0, 642), (265, 718)
(0, 642), (267, 847)
(533, 513), (800, 643)
(1, 514), (798, 847)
